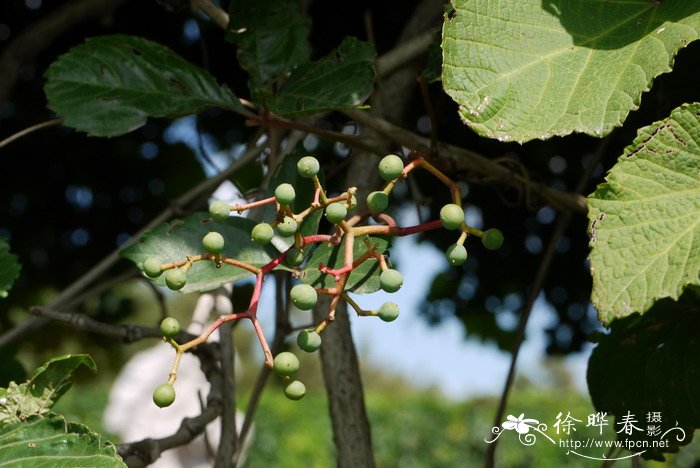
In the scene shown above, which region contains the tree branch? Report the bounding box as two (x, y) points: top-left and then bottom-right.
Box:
(191, 0), (229, 30)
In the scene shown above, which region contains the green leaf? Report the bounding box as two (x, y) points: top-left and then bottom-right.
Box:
(0, 414), (125, 467)
(226, 0), (311, 86)
(587, 103), (700, 323)
(422, 35), (442, 84)
(587, 290), (700, 459)
(256, 37), (376, 118)
(442, 0), (700, 142)
(44, 35), (248, 137)
(120, 212), (278, 293)
(299, 236), (389, 294)
(0, 355), (96, 424)
(0, 238), (20, 299)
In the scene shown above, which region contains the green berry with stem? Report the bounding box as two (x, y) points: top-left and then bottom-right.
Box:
(440, 204), (464, 230)
(290, 284), (318, 310)
(275, 183), (296, 206)
(378, 154), (404, 181)
(379, 269), (403, 293)
(209, 200), (231, 222)
(367, 191), (389, 213)
(251, 223), (274, 245)
(160, 317), (180, 339)
(143, 257), (162, 278)
(482, 228), (504, 250)
(286, 248), (305, 267)
(273, 351), (300, 377)
(446, 244), (467, 266)
(325, 202), (347, 224)
(202, 231), (224, 254)
(297, 156), (320, 178)
(276, 216), (298, 237)
(378, 302), (400, 322)
(297, 329), (322, 352)
(165, 269), (187, 291)
(284, 380), (306, 401)
(153, 383), (176, 408)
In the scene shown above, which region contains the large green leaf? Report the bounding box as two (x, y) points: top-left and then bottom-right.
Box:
(587, 290), (700, 460)
(226, 0), (310, 86)
(442, 0), (700, 142)
(256, 37), (376, 118)
(120, 213), (278, 293)
(0, 238), (20, 299)
(44, 35), (248, 137)
(0, 414), (125, 467)
(0, 355), (96, 424)
(299, 236), (389, 294)
(587, 103), (700, 323)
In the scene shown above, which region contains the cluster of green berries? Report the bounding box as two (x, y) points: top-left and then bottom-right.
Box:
(273, 351), (306, 400)
(152, 317), (183, 408)
(438, 203), (503, 265)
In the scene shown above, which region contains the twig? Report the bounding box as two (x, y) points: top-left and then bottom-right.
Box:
(0, 139), (265, 349)
(375, 27), (439, 77)
(215, 289), (238, 467)
(0, 119), (64, 149)
(191, 0), (229, 30)
(344, 109), (587, 213)
(484, 134), (613, 468)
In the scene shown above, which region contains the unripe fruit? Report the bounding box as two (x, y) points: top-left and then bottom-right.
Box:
(273, 351), (300, 376)
(286, 248), (305, 267)
(143, 257), (162, 278)
(378, 154), (404, 181)
(276, 216), (298, 237)
(482, 228), (504, 250)
(165, 269), (187, 291)
(325, 203), (347, 224)
(297, 329), (322, 353)
(202, 231), (224, 254)
(251, 223), (274, 245)
(440, 204), (464, 230)
(367, 191), (389, 213)
(446, 244), (467, 266)
(153, 383), (176, 408)
(209, 200), (231, 222)
(275, 183), (296, 206)
(290, 284), (318, 310)
(378, 302), (400, 322)
(297, 156), (320, 178)
(160, 317), (180, 339)
(379, 269), (403, 293)
(284, 380), (306, 400)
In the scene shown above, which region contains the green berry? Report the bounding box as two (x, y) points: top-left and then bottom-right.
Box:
(482, 228), (504, 250)
(153, 383), (176, 408)
(202, 231), (224, 254)
(275, 183), (296, 206)
(379, 269), (403, 293)
(160, 317), (181, 339)
(440, 204), (464, 230)
(378, 302), (400, 322)
(290, 284), (318, 310)
(276, 216), (298, 237)
(297, 156), (320, 178)
(325, 203), (347, 224)
(209, 200), (231, 222)
(446, 244), (467, 266)
(165, 269), (187, 291)
(378, 154), (404, 181)
(284, 380), (306, 401)
(143, 257), (162, 278)
(286, 248), (306, 267)
(273, 351), (300, 377)
(367, 191), (389, 213)
(297, 329), (322, 353)
(251, 223), (274, 245)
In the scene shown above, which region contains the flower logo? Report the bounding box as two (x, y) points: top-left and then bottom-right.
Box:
(502, 414), (540, 434)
